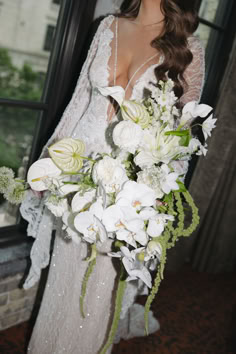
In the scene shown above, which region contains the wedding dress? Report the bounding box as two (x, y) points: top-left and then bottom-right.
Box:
(20, 15), (205, 354)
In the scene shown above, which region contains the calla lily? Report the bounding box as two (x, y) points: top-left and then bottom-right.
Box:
(48, 138), (85, 173)
(27, 158), (61, 191)
(97, 86), (150, 128)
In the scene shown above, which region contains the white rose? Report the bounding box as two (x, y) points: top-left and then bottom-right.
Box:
(113, 121), (143, 154)
(92, 156), (128, 193)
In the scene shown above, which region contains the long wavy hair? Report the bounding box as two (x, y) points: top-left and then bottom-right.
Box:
(119, 0), (199, 98)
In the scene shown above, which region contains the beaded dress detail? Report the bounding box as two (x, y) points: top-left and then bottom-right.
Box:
(20, 15), (205, 354)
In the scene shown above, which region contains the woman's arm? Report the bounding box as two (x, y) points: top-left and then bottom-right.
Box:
(40, 16), (112, 156)
(181, 36), (205, 105)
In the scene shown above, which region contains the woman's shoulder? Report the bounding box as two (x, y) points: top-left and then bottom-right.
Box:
(187, 35), (205, 54)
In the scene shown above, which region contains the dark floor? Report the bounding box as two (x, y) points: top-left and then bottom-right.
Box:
(0, 265), (236, 354)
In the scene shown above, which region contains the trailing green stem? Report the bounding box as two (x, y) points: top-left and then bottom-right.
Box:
(80, 257), (97, 319)
(99, 266), (127, 354)
(182, 191), (200, 236)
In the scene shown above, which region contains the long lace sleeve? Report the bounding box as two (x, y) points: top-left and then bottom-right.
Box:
(20, 16), (112, 289)
(181, 36), (205, 105)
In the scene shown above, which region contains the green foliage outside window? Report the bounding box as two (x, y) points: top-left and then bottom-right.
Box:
(0, 48), (45, 171)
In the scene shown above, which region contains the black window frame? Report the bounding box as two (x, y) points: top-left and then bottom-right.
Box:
(44, 24), (56, 52)
(0, 0), (97, 247)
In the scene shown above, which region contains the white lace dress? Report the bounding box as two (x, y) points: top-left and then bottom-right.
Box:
(21, 15), (205, 354)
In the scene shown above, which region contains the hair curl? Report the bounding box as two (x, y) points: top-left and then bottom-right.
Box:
(119, 0), (199, 98)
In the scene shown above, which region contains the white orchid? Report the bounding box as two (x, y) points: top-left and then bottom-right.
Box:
(159, 164), (179, 195)
(202, 114), (217, 140)
(116, 181), (157, 211)
(180, 101), (213, 126)
(102, 205), (147, 247)
(144, 241), (162, 261)
(97, 86), (150, 128)
(196, 143), (208, 156)
(147, 212), (174, 238)
(74, 198), (107, 244)
(48, 138), (85, 173)
(71, 189), (96, 213)
(112, 121), (143, 154)
(27, 158), (61, 191)
(109, 246), (152, 288)
(45, 195), (69, 217)
(62, 211), (81, 244)
(92, 156), (128, 193)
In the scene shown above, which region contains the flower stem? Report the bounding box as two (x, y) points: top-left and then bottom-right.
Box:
(80, 257), (97, 319)
(99, 266), (127, 354)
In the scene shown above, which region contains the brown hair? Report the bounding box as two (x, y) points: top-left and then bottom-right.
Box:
(119, 0), (199, 98)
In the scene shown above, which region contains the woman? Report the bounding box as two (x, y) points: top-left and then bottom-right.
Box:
(22, 0), (205, 352)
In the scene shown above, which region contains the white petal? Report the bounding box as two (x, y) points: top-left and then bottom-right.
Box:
(27, 158), (61, 191)
(147, 219), (164, 237)
(97, 86), (125, 106)
(74, 211), (93, 234)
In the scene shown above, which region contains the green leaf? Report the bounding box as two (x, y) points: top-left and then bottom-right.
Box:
(163, 192), (173, 204)
(164, 130), (189, 137)
(177, 180), (187, 192)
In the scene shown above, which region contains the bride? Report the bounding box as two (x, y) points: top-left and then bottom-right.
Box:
(21, 0), (205, 353)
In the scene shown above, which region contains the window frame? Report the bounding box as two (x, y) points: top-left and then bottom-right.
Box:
(0, 0), (97, 246)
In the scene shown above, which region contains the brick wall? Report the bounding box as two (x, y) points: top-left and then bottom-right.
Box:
(0, 273), (38, 330)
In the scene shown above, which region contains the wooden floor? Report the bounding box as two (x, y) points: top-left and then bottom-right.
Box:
(0, 265), (236, 354)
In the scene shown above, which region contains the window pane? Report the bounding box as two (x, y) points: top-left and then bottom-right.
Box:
(199, 0), (234, 27)
(195, 23), (212, 48)
(0, 0), (61, 101)
(0, 107), (40, 227)
(199, 0), (221, 24)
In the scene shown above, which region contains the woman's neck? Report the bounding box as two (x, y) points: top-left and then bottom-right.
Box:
(136, 0), (164, 26)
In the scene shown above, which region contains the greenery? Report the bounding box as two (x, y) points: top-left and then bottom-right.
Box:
(0, 48), (45, 171)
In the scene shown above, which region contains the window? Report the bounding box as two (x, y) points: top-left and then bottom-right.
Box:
(195, 0), (236, 105)
(0, 0), (97, 244)
(44, 25), (56, 52)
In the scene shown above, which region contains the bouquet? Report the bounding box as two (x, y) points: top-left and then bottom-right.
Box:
(0, 79), (216, 353)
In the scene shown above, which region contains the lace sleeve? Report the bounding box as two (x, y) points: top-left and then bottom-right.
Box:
(181, 36), (205, 105)
(20, 17), (112, 289)
(40, 16), (113, 156)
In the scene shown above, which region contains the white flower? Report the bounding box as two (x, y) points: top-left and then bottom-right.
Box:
(202, 114), (217, 140)
(113, 121), (143, 154)
(170, 160), (189, 177)
(188, 138), (202, 154)
(196, 143), (208, 156)
(144, 241), (162, 261)
(102, 205), (147, 247)
(4, 181), (26, 205)
(48, 138), (85, 173)
(92, 156), (128, 193)
(159, 164), (179, 194)
(97, 86), (150, 128)
(147, 213), (174, 238)
(71, 190), (96, 213)
(116, 180), (157, 211)
(62, 211), (81, 244)
(0, 167), (15, 194)
(45, 196), (69, 217)
(135, 127), (184, 167)
(181, 101), (213, 126)
(137, 167), (164, 199)
(27, 158), (61, 191)
(109, 246), (152, 288)
(74, 199), (107, 244)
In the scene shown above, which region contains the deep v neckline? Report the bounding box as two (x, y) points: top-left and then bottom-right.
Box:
(106, 15), (162, 101)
